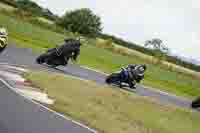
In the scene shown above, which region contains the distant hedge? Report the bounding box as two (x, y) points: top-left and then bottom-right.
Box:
(98, 33), (200, 72)
(1, 0), (17, 8)
(98, 33), (156, 56)
(1, 0), (58, 21)
(166, 55), (200, 71)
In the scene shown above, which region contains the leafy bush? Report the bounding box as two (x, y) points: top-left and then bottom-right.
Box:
(58, 8), (102, 36)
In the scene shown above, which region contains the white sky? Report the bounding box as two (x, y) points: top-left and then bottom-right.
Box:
(32, 0), (200, 60)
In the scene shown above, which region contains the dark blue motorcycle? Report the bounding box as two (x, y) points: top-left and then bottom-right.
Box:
(105, 68), (136, 89)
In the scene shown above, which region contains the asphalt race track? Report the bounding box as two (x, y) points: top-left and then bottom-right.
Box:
(0, 44), (193, 133)
(0, 79), (95, 133)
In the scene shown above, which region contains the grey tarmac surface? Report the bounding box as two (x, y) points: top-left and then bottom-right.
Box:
(0, 44), (192, 108)
(0, 79), (95, 133)
(0, 45), (96, 133)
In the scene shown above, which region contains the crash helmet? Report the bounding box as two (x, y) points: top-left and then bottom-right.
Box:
(0, 27), (8, 36)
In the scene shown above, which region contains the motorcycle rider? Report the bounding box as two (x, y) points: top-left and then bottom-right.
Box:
(120, 64), (146, 89)
(56, 37), (85, 63)
(0, 26), (8, 53)
(38, 36), (86, 65)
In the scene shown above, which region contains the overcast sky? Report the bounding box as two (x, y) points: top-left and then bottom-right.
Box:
(32, 0), (200, 60)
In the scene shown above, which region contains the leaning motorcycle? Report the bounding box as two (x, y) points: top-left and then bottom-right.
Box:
(105, 68), (136, 89)
(191, 97), (200, 109)
(0, 27), (8, 53)
(36, 48), (70, 67)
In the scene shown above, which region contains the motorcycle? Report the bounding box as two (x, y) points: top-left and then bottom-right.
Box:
(0, 27), (8, 53)
(36, 48), (71, 67)
(105, 68), (136, 89)
(191, 97), (200, 109)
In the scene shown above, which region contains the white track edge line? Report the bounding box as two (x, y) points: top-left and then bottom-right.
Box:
(0, 78), (97, 133)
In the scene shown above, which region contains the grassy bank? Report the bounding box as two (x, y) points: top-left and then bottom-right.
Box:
(0, 2), (15, 11)
(0, 12), (200, 99)
(25, 71), (200, 133)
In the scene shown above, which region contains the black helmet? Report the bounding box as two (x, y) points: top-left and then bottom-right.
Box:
(136, 64), (146, 73)
(141, 64), (147, 71)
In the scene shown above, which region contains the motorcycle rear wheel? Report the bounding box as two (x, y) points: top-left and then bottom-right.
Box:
(36, 53), (48, 64)
(105, 73), (120, 84)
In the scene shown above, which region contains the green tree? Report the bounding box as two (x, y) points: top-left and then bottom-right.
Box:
(144, 38), (169, 64)
(58, 8), (102, 36)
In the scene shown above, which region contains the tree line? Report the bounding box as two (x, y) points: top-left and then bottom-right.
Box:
(1, 0), (58, 21)
(1, 0), (200, 71)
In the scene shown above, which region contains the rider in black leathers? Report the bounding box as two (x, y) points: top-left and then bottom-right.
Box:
(57, 38), (81, 62)
(46, 38), (83, 65)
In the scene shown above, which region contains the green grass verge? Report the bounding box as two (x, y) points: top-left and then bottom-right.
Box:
(1, 11), (200, 99)
(0, 2), (15, 11)
(25, 71), (200, 133)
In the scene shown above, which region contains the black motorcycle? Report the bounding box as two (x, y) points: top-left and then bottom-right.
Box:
(105, 69), (136, 89)
(191, 97), (200, 109)
(36, 48), (71, 67)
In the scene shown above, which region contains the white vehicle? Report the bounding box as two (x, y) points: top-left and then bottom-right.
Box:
(0, 27), (8, 51)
